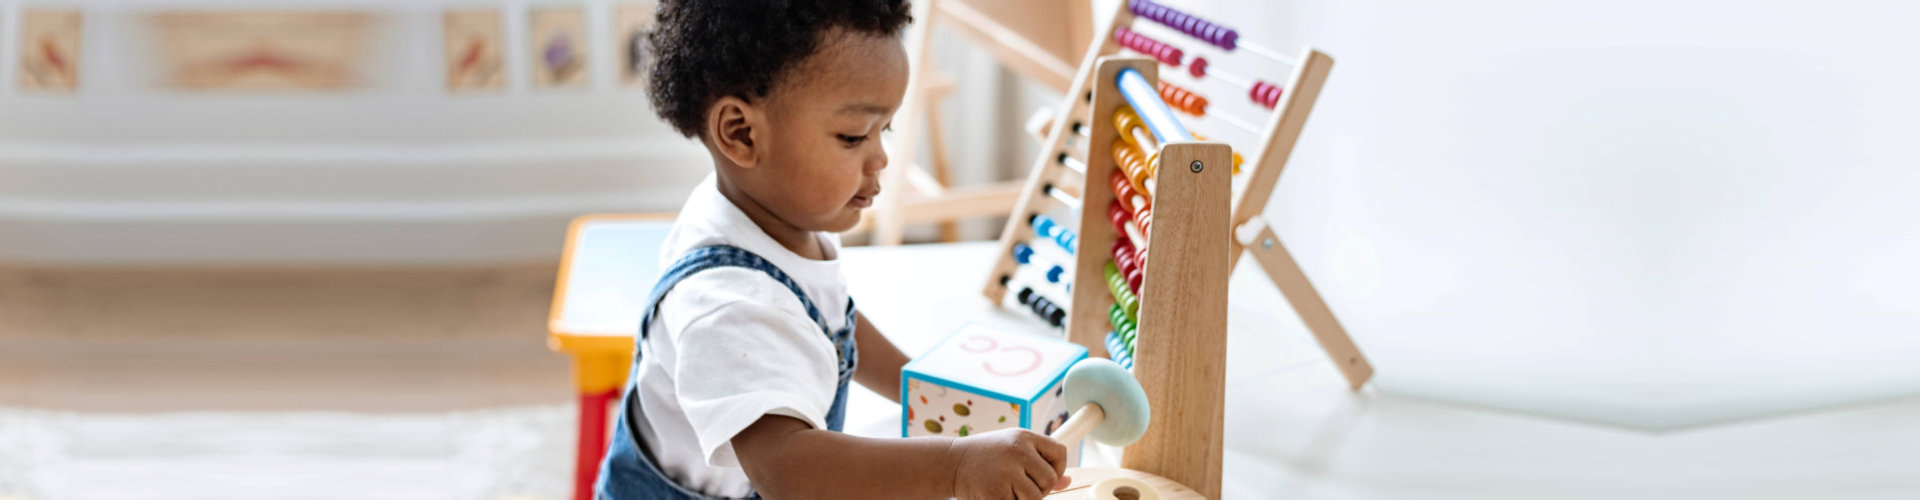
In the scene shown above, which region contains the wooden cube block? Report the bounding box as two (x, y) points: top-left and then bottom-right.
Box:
(902, 323), (1087, 439)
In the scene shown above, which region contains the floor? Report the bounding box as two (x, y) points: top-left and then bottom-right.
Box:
(0, 266), (576, 499)
(2, 244), (1918, 499)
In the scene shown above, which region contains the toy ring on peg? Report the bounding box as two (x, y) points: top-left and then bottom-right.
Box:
(1092, 477), (1162, 500)
(1048, 358), (1151, 450)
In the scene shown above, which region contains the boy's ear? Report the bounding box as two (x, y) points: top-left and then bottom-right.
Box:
(707, 96), (762, 169)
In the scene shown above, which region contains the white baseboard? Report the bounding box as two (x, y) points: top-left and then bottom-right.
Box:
(0, 138), (711, 266)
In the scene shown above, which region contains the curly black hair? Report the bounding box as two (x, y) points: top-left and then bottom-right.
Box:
(648, 0), (914, 138)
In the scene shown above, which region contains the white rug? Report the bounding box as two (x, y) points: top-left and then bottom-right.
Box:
(0, 405), (572, 500)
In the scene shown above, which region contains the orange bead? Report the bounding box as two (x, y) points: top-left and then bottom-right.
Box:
(1156, 81), (1209, 116)
(1110, 170), (1138, 211)
(1112, 140), (1153, 197)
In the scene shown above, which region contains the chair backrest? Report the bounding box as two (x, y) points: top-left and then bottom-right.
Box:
(550, 214), (677, 337)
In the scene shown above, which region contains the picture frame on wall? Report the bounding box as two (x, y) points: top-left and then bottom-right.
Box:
(528, 7), (588, 89)
(611, 2), (657, 89)
(19, 9), (83, 92)
(146, 11), (374, 91)
(443, 9), (505, 92)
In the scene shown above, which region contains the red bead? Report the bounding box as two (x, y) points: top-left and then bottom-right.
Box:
(1190, 57), (1209, 78)
(1110, 170), (1137, 211)
(1108, 200), (1132, 235)
(1115, 27), (1183, 67)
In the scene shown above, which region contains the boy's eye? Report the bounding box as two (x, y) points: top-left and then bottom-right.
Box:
(838, 134), (868, 146)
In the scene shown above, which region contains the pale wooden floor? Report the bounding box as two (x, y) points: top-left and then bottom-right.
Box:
(0, 266), (572, 412)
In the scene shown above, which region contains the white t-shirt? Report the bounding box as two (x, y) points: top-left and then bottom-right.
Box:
(633, 174), (851, 498)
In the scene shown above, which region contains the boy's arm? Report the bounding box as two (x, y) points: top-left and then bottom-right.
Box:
(734, 415), (1070, 500)
(733, 416), (955, 499)
(851, 311), (909, 403)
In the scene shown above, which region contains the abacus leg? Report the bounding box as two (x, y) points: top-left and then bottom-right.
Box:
(1235, 217), (1374, 389)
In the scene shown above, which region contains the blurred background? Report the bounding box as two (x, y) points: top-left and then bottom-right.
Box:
(3, 0), (1918, 498)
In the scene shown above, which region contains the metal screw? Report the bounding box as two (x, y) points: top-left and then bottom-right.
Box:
(1190, 160), (1204, 173)
(1262, 238), (1275, 250)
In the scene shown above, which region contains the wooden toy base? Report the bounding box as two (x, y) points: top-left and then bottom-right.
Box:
(1046, 467), (1206, 499)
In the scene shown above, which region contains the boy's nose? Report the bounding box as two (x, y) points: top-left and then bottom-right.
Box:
(869, 144), (890, 174)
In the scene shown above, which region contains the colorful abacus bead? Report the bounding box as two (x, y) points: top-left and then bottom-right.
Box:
(1012, 243), (1069, 284)
(1250, 80), (1284, 109)
(1029, 214), (1077, 255)
(1107, 200), (1132, 236)
(1113, 26), (1183, 66)
(1016, 287), (1066, 327)
(1113, 236), (1144, 288)
(1108, 303), (1139, 351)
(1114, 108), (1160, 154)
(1157, 80), (1209, 116)
(1113, 140), (1153, 197)
(1104, 331), (1134, 369)
(1113, 246), (1142, 292)
(1134, 205), (1153, 238)
(1129, 0), (1239, 51)
(1104, 262), (1140, 319)
(1110, 169), (1149, 214)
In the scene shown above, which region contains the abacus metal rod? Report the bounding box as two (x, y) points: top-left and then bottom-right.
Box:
(1207, 111), (1263, 136)
(1239, 42), (1297, 66)
(1059, 153), (1088, 175)
(1042, 183), (1083, 210)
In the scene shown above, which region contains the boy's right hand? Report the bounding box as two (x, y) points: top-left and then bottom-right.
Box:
(947, 428), (1072, 500)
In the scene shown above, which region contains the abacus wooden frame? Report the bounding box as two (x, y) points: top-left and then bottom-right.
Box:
(979, 0), (1371, 390)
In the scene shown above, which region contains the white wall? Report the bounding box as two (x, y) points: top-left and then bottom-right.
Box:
(0, 0), (709, 265)
(1176, 0), (1920, 429)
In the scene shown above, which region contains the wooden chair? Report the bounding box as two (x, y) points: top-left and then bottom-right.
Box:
(861, 0), (1094, 245)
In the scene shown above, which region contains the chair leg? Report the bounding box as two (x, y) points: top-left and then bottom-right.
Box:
(575, 388), (618, 500)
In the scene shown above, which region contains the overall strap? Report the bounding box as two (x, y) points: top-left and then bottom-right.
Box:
(641, 245), (834, 340)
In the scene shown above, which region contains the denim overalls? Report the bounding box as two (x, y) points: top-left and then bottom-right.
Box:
(597, 245), (859, 500)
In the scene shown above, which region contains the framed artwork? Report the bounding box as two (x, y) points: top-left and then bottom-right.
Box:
(443, 9), (504, 92)
(147, 11), (374, 91)
(528, 7), (588, 89)
(611, 3), (657, 89)
(19, 9), (82, 92)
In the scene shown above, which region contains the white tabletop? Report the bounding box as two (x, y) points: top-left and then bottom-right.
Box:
(838, 242), (1920, 499)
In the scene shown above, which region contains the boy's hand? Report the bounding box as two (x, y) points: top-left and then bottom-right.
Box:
(946, 429), (1073, 500)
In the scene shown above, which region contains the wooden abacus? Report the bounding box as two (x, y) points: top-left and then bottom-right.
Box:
(985, 2), (1374, 497)
(1002, 53), (1230, 500)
